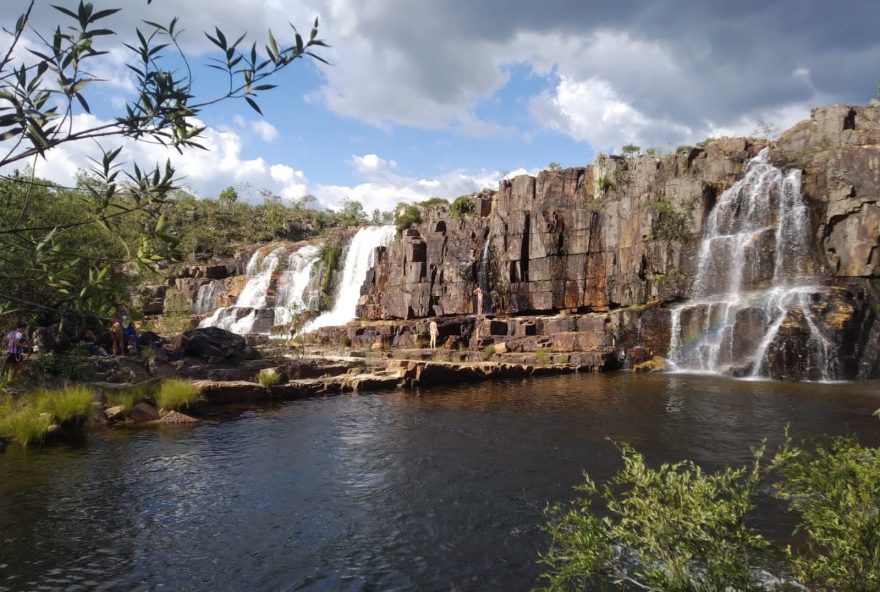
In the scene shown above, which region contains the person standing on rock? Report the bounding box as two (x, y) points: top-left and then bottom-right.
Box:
(429, 320), (439, 349)
(4, 322), (27, 379)
(473, 286), (484, 316)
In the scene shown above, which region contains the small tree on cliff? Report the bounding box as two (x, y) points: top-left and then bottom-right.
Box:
(0, 1), (327, 322)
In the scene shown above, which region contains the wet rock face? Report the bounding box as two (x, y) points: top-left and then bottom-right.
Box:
(358, 104), (880, 380)
(360, 148), (743, 320)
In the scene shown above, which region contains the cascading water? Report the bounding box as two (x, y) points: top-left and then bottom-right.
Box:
(667, 148), (837, 380)
(477, 229), (493, 314)
(193, 280), (225, 315)
(199, 247), (285, 335)
(273, 244), (322, 326)
(304, 225), (396, 332)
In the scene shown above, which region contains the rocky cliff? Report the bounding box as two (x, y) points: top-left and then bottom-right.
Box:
(357, 105), (880, 380)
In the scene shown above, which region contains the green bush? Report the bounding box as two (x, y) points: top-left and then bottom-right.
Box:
(596, 176), (613, 192)
(540, 443), (773, 591)
(450, 196), (476, 217)
(156, 380), (202, 411)
(539, 414), (880, 592)
(419, 197), (448, 207)
(776, 437), (880, 590)
(319, 245), (342, 294)
(30, 350), (87, 380)
(482, 344), (495, 361)
(648, 196), (690, 241)
(34, 386), (95, 425)
(395, 204), (422, 232)
(258, 368), (281, 389)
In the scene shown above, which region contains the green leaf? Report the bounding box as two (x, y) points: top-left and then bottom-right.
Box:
(245, 97), (262, 115)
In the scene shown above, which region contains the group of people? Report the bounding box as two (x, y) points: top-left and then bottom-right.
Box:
(109, 303), (138, 356)
(2, 303), (140, 381)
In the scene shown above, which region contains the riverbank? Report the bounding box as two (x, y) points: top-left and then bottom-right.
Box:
(1, 328), (598, 447)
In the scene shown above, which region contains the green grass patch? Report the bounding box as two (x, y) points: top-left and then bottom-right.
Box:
(107, 383), (154, 413)
(156, 380), (202, 411)
(0, 402), (53, 447)
(258, 368), (281, 389)
(34, 386), (95, 424)
(535, 348), (550, 365)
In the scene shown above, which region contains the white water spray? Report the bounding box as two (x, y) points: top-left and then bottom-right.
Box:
(667, 149), (835, 379)
(304, 225), (396, 332)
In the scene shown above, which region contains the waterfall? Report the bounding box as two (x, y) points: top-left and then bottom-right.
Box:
(667, 149), (836, 380)
(199, 247), (285, 335)
(273, 244), (322, 326)
(304, 225), (396, 332)
(193, 280), (225, 315)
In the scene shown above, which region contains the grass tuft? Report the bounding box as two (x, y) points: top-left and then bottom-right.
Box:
(258, 368), (281, 389)
(0, 397), (53, 447)
(156, 380), (202, 411)
(34, 386), (95, 424)
(107, 383), (155, 413)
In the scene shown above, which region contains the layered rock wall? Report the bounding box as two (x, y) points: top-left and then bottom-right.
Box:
(358, 105), (880, 379)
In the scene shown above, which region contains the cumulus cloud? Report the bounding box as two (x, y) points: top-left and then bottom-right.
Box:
(317, 154), (511, 213)
(250, 120), (280, 142)
(5, 0), (880, 193)
(350, 153), (396, 174)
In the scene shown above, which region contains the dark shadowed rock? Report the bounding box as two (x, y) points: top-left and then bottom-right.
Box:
(181, 327), (259, 361)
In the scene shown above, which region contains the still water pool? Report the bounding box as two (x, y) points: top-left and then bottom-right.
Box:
(1, 373), (878, 591)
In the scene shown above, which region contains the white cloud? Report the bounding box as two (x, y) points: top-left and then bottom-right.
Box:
(251, 120), (280, 142)
(350, 153), (396, 175)
(530, 76), (693, 151)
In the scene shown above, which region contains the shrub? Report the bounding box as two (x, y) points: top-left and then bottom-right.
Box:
(258, 368), (281, 389)
(540, 443), (773, 591)
(596, 176), (613, 193)
(696, 137), (716, 149)
(556, 354), (570, 365)
(35, 386), (95, 425)
(776, 437), (880, 590)
(482, 344), (495, 361)
(156, 380), (202, 411)
(450, 195), (476, 217)
(30, 350), (87, 380)
(395, 204), (422, 231)
(621, 143), (641, 157)
(419, 197), (448, 207)
(647, 196), (690, 241)
(319, 245), (342, 294)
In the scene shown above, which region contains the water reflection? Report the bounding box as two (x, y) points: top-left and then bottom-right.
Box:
(1, 373), (878, 591)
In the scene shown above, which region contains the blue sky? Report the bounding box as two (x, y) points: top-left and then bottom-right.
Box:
(2, 0), (879, 212)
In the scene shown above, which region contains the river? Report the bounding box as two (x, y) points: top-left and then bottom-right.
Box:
(1, 373), (878, 591)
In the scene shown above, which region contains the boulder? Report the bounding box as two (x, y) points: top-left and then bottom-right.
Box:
(181, 327), (259, 361)
(130, 401), (160, 422)
(104, 405), (126, 422)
